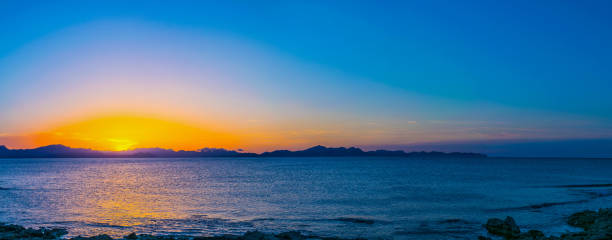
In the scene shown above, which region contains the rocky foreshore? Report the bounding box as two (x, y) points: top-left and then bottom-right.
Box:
(481, 208), (612, 240)
(0, 224), (360, 240)
(2, 209), (611, 240)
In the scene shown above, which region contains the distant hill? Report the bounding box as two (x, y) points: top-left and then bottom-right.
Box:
(0, 144), (486, 158)
(260, 145), (486, 158)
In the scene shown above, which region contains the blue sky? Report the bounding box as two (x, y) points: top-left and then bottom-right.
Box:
(1, 1), (611, 155)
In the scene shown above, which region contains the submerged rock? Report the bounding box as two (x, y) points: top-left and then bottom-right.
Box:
(482, 208), (612, 240)
(2, 208), (610, 240)
(515, 230), (546, 240)
(0, 223), (68, 240)
(243, 231), (278, 240)
(276, 231), (304, 240)
(567, 210), (598, 229)
(484, 216), (521, 239)
(70, 234), (114, 240)
(565, 208), (612, 240)
(42, 228), (69, 239)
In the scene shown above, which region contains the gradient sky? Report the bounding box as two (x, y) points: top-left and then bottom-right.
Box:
(1, 1), (611, 155)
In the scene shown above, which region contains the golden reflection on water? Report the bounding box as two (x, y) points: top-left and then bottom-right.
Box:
(69, 162), (193, 236)
(94, 188), (178, 226)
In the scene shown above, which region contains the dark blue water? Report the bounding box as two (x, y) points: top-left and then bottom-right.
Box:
(0, 157), (611, 239)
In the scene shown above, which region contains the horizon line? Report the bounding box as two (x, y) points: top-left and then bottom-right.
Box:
(0, 144), (490, 159)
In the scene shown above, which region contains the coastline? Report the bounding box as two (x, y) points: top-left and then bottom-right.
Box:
(1, 209), (610, 240)
(480, 208), (611, 240)
(0, 145), (486, 159)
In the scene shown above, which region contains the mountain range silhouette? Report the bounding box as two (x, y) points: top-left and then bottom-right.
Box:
(0, 144), (486, 158)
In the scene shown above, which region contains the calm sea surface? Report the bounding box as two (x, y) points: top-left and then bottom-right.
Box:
(1, 157), (611, 239)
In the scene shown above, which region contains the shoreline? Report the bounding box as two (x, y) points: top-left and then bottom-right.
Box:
(0, 226), (358, 240)
(1, 209), (610, 240)
(480, 208), (611, 240)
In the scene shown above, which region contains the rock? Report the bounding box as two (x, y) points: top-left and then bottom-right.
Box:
(24, 227), (45, 238)
(263, 235), (279, 240)
(588, 232), (612, 240)
(193, 237), (228, 240)
(243, 231), (278, 240)
(0, 223), (26, 233)
(221, 234), (241, 240)
(485, 218), (504, 231)
(559, 232), (588, 240)
(276, 231), (304, 240)
(244, 231), (265, 240)
(568, 210), (598, 229)
(125, 232), (138, 240)
(197, 234), (241, 240)
(484, 216), (520, 239)
(479, 209), (612, 240)
(515, 230), (546, 240)
(136, 234), (160, 240)
(503, 217), (521, 235)
(0, 223), (369, 240)
(564, 208), (612, 240)
(42, 228), (69, 239)
(478, 236), (492, 240)
(70, 236), (90, 240)
(0, 224), (69, 240)
(90, 234), (114, 240)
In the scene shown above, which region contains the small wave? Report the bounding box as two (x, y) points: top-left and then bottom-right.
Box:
(570, 188), (612, 199)
(0, 187), (12, 190)
(437, 218), (472, 224)
(394, 227), (476, 236)
(85, 222), (130, 229)
(394, 219), (479, 238)
(487, 199), (589, 212)
(551, 183), (612, 188)
(334, 217), (375, 224)
(394, 230), (439, 235)
(487, 188), (612, 212)
(49, 221), (80, 225)
(249, 218), (275, 222)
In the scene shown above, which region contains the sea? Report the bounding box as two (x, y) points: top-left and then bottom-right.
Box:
(1, 157), (611, 239)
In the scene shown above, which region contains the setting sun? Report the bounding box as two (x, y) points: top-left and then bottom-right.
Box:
(106, 138), (138, 151)
(31, 115), (239, 151)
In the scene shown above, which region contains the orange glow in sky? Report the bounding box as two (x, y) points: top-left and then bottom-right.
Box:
(30, 115), (239, 151)
(1, 20), (610, 154)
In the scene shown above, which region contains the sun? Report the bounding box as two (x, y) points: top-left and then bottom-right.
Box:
(107, 138), (138, 151)
(31, 115), (238, 151)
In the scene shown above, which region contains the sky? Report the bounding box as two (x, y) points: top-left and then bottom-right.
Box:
(1, 1), (611, 156)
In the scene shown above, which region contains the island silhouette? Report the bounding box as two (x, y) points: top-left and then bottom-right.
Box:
(0, 144), (486, 158)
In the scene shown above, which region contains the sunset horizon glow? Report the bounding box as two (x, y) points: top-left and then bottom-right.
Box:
(27, 115), (239, 152)
(1, 1), (612, 156)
